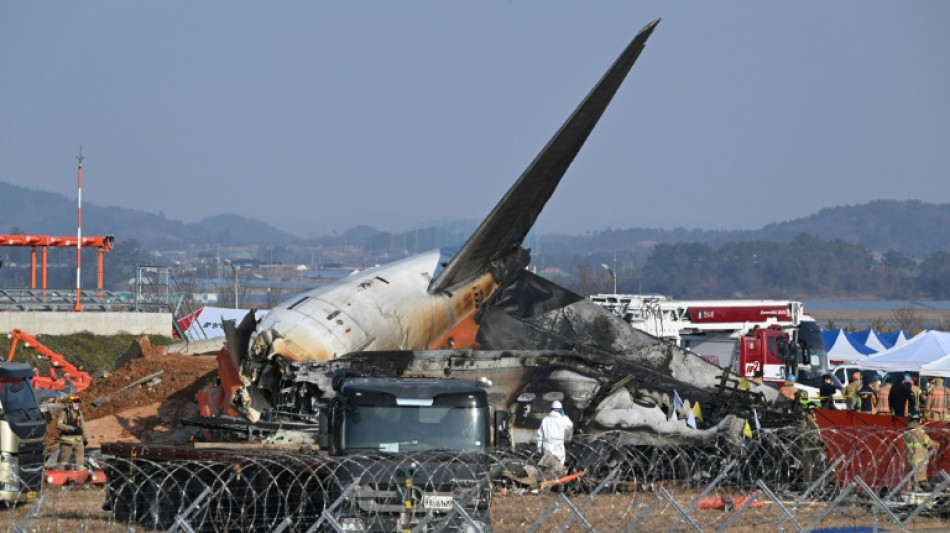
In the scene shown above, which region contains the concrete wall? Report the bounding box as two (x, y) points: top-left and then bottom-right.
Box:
(0, 311), (172, 336)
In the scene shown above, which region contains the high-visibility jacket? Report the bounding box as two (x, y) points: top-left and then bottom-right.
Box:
(780, 383), (797, 400)
(877, 386), (892, 414)
(928, 386), (947, 419)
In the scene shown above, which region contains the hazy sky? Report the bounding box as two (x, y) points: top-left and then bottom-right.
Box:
(2, 2), (948, 238)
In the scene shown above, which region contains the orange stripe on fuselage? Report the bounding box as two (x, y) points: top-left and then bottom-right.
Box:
(429, 309), (481, 350)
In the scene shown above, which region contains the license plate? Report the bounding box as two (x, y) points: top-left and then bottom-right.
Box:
(423, 494), (453, 511)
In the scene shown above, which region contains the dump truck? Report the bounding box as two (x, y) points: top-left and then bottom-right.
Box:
(0, 362), (47, 504)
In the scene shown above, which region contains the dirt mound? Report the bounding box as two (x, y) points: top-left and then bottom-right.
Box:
(46, 336), (220, 448)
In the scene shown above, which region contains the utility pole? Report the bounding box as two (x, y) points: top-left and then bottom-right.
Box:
(224, 259), (238, 309)
(600, 263), (617, 294)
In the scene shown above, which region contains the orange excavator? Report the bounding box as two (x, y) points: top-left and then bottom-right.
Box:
(6, 329), (92, 395)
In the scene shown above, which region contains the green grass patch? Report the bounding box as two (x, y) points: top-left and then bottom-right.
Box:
(1, 333), (175, 374)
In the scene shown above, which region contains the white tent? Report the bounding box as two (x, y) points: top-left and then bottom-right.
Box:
(824, 329), (876, 364)
(858, 330), (950, 373)
(853, 329), (889, 352)
(920, 353), (950, 378)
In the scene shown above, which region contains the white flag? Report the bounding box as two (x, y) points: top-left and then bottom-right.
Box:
(671, 390), (683, 421)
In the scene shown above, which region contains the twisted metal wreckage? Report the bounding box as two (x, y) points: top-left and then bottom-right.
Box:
(101, 17), (936, 531)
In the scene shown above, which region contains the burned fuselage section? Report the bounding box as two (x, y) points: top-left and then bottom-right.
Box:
(267, 347), (768, 447)
(223, 267), (788, 445)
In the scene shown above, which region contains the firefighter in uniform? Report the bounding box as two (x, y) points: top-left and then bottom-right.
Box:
(876, 379), (892, 415)
(843, 371), (862, 410)
(819, 374), (838, 410)
(904, 412), (939, 491)
(857, 376), (878, 414)
(890, 374), (916, 417)
(799, 406), (824, 484)
(926, 376), (947, 421)
(56, 395), (87, 470)
(779, 375), (798, 401)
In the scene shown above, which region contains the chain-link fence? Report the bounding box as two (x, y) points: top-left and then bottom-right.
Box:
(2, 426), (949, 532)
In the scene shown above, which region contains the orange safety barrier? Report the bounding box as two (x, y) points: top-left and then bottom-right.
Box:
(44, 469), (107, 485)
(696, 495), (764, 510)
(539, 470), (585, 488)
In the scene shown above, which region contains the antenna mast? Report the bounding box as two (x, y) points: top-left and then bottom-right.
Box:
(73, 147), (84, 311)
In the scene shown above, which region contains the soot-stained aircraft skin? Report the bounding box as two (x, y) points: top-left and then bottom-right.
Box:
(230, 19), (659, 416)
(224, 19), (782, 438)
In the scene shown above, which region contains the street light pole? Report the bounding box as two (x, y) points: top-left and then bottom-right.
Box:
(600, 264), (617, 294)
(224, 259), (238, 309)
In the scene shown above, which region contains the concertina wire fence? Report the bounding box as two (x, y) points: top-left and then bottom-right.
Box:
(3, 426), (950, 533)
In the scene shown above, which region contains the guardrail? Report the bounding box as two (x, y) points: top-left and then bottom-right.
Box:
(0, 288), (168, 312)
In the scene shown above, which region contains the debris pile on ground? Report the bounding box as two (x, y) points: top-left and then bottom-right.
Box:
(45, 336), (219, 449)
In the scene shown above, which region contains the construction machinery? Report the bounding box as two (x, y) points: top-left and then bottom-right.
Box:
(6, 328), (92, 397)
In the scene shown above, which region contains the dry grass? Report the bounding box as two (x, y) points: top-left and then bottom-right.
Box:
(2, 483), (948, 532)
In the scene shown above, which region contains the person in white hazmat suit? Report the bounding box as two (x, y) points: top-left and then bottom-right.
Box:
(536, 400), (574, 477)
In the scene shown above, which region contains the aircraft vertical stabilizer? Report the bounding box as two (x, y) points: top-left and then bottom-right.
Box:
(428, 19), (660, 294)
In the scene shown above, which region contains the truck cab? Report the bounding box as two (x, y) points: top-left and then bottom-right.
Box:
(0, 362), (47, 504)
(327, 375), (495, 532)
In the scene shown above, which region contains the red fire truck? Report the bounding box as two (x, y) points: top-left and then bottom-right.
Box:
(590, 294), (829, 387)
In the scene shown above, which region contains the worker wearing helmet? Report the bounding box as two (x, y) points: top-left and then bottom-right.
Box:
(843, 371), (863, 410)
(779, 375), (797, 401)
(904, 411), (938, 491)
(536, 400), (574, 476)
(890, 374), (917, 417)
(926, 377), (947, 421)
(857, 376), (879, 414)
(819, 374), (838, 410)
(56, 395), (87, 471)
(877, 379), (893, 415)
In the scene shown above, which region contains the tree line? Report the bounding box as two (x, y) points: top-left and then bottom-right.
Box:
(552, 233), (950, 301)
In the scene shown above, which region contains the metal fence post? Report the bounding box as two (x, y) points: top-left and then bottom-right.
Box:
(659, 486), (703, 533)
(10, 494), (46, 533)
(621, 493), (663, 533)
(554, 466), (620, 533)
(306, 481), (358, 533)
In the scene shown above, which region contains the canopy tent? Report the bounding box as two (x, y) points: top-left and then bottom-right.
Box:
(878, 330), (913, 349)
(852, 329), (889, 352)
(920, 352), (950, 378)
(822, 329), (877, 364)
(858, 330), (950, 373)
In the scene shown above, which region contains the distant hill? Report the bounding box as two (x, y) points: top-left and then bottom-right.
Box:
(2, 181), (948, 257)
(751, 200), (950, 257)
(544, 200), (950, 259)
(0, 182), (296, 248)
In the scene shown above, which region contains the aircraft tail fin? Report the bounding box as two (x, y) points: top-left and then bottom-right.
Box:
(428, 19), (660, 294)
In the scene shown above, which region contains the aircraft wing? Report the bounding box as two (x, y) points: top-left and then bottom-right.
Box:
(428, 18), (660, 294)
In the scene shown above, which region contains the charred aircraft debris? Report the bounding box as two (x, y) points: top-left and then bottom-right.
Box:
(201, 17), (798, 447)
(103, 18), (817, 532)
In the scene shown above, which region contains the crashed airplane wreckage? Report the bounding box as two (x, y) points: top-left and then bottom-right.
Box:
(198, 271), (790, 448)
(195, 17), (792, 443)
(101, 18), (809, 531)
